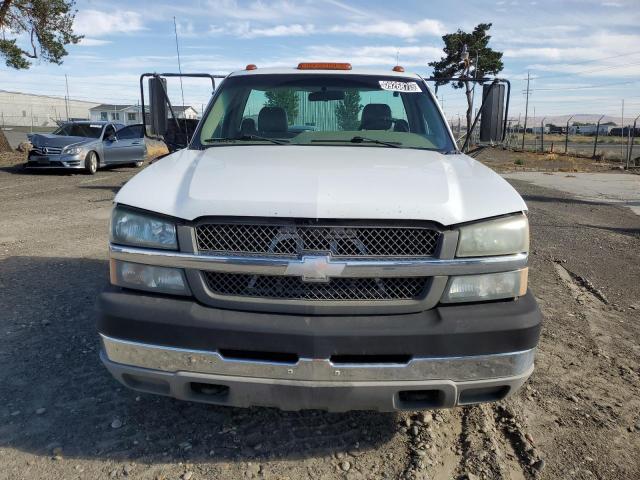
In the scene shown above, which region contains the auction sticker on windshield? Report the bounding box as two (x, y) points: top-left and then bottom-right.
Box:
(379, 81), (421, 92)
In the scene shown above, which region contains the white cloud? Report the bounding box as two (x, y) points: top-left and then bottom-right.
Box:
(176, 20), (196, 37)
(217, 22), (316, 38)
(74, 10), (145, 37)
(77, 38), (112, 47)
(330, 19), (445, 38)
(303, 44), (442, 67)
(204, 0), (317, 21)
(208, 17), (445, 40)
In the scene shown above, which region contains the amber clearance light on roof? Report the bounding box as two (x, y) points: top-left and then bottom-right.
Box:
(297, 62), (352, 70)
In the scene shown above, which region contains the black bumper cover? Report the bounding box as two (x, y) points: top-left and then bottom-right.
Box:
(97, 286), (541, 359)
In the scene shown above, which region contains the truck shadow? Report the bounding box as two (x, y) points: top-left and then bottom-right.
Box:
(0, 256), (397, 463)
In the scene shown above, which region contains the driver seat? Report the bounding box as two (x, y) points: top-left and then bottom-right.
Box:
(360, 104), (392, 130)
(258, 107), (288, 137)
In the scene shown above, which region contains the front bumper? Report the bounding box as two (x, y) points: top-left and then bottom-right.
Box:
(97, 286), (540, 411)
(26, 153), (83, 169)
(101, 345), (533, 411)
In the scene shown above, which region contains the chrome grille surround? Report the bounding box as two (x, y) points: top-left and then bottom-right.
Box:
(32, 146), (63, 155)
(202, 272), (429, 301)
(195, 223), (441, 258)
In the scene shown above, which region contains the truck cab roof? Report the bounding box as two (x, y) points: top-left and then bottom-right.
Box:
(228, 66), (423, 80)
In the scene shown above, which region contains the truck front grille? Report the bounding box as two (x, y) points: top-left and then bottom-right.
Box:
(202, 272), (429, 301)
(195, 223), (440, 258)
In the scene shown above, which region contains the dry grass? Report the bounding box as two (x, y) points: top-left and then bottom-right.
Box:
(520, 133), (639, 145)
(0, 151), (25, 167)
(145, 139), (169, 159)
(475, 147), (614, 173)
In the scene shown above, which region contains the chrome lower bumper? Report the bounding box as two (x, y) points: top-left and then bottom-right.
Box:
(101, 335), (535, 410)
(26, 153), (83, 168)
(100, 334), (534, 383)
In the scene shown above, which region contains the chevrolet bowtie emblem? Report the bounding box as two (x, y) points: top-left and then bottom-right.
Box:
(285, 255), (346, 283)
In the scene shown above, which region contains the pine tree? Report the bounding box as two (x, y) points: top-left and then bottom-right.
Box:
(429, 23), (503, 137)
(264, 89), (299, 124)
(335, 90), (362, 131)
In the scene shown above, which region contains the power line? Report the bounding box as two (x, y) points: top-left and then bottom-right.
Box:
(530, 60), (640, 80)
(514, 50), (640, 80)
(531, 80), (640, 92)
(536, 49), (640, 68)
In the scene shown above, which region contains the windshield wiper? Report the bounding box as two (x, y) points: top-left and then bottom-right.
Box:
(203, 135), (289, 146)
(311, 136), (402, 148)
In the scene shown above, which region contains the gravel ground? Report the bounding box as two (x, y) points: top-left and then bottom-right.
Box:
(0, 153), (639, 480)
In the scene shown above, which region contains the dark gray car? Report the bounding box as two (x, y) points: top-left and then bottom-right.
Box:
(27, 121), (147, 174)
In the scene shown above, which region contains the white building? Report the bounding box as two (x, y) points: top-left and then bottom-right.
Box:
(89, 104), (144, 125)
(89, 104), (198, 126)
(172, 106), (199, 119)
(0, 90), (98, 128)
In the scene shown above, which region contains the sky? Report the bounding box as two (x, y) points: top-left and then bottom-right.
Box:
(1, 0), (639, 122)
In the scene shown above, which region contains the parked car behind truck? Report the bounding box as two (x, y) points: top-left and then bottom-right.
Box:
(27, 121), (146, 174)
(98, 63), (541, 412)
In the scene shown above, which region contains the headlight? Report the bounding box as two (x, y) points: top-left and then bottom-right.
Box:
(63, 146), (82, 155)
(110, 259), (189, 295)
(110, 207), (177, 250)
(457, 214), (529, 257)
(442, 269), (528, 303)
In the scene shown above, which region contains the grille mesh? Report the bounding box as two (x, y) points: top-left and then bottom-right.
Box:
(203, 272), (428, 301)
(195, 223), (440, 258)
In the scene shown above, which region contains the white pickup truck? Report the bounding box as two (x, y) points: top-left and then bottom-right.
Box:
(97, 63), (540, 411)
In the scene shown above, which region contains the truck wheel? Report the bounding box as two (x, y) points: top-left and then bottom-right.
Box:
(84, 151), (98, 175)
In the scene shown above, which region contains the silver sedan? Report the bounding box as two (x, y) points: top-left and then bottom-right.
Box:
(27, 121), (147, 174)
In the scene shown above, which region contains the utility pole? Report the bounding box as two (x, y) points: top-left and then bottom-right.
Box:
(540, 117), (546, 153)
(64, 74), (70, 121)
(521, 71), (530, 150)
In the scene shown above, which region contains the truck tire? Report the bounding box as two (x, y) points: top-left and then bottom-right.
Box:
(84, 151), (98, 175)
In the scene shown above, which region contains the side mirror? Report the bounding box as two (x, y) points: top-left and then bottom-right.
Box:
(106, 133), (116, 142)
(480, 83), (505, 142)
(148, 77), (168, 136)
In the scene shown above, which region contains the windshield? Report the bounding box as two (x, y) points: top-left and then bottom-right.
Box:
(53, 123), (103, 138)
(195, 74), (455, 152)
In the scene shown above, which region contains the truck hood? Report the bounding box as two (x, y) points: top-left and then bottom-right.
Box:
(115, 146), (527, 226)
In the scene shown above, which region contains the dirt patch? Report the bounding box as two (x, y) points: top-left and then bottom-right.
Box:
(145, 139), (169, 160)
(0, 129), (13, 153)
(0, 165), (639, 479)
(0, 150), (25, 167)
(475, 147), (619, 173)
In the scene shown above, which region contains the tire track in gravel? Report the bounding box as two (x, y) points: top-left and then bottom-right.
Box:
(399, 410), (460, 480)
(553, 261), (618, 355)
(399, 403), (543, 480)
